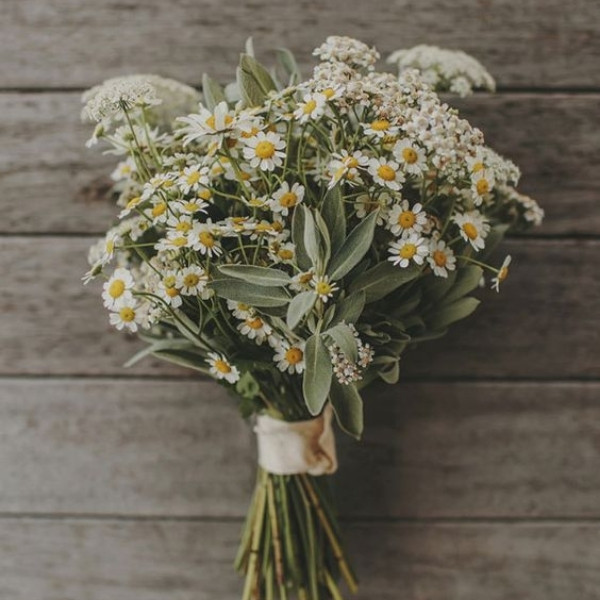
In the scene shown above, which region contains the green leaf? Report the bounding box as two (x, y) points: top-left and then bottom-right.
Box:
(377, 360), (400, 384)
(245, 37), (255, 57)
(292, 205), (312, 271)
(286, 291), (316, 330)
(321, 186), (346, 252)
(329, 381), (363, 439)
(327, 211), (378, 281)
(349, 262), (421, 303)
(480, 224), (510, 262)
(422, 269), (457, 303)
(218, 264), (291, 287)
(314, 210), (331, 267)
(324, 322), (358, 362)
(303, 333), (333, 415)
(427, 297), (480, 330)
(391, 290), (422, 318)
(238, 54), (277, 107)
(302, 207), (321, 268)
(276, 47), (301, 85)
(124, 339), (194, 368)
(202, 74), (227, 111)
(152, 349), (210, 374)
(236, 371), (260, 399)
(443, 266), (483, 304)
(330, 290), (366, 326)
(210, 279), (290, 307)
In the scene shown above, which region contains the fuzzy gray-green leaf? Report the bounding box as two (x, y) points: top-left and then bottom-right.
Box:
(202, 74), (227, 111)
(349, 262), (421, 303)
(292, 206), (312, 271)
(286, 291), (316, 330)
(330, 290), (366, 326)
(427, 296), (480, 330)
(321, 186), (346, 252)
(218, 264), (291, 287)
(443, 266), (483, 304)
(324, 322), (358, 362)
(303, 334), (333, 415)
(210, 279), (290, 307)
(329, 381), (364, 439)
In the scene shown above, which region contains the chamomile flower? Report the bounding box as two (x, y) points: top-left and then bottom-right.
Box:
(471, 169), (495, 205)
(178, 165), (209, 194)
(102, 268), (135, 309)
(312, 276), (339, 302)
(270, 182), (305, 216)
(146, 199), (169, 224)
(427, 238), (457, 278)
(453, 211), (490, 251)
(109, 299), (142, 333)
(141, 173), (176, 200)
(363, 118), (398, 139)
(188, 221), (222, 257)
(294, 92), (327, 123)
(269, 241), (296, 264)
(158, 271), (183, 308)
(368, 157), (405, 191)
(273, 341), (306, 374)
(177, 265), (209, 296)
(227, 300), (254, 320)
(491, 255), (512, 292)
(393, 139), (427, 175)
(290, 270), (315, 292)
(327, 150), (369, 188)
(173, 197), (209, 216)
(155, 232), (190, 253)
(206, 352), (240, 384)
(238, 316), (273, 345)
(177, 101), (236, 144)
(243, 131), (286, 171)
(111, 157), (136, 181)
(387, 200), (427, 236)
(388, 233), (428, 268)
(166, 214), (194, 236)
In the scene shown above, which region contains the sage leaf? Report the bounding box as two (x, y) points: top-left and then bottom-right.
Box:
(303, 333), (333, 415)
(329, 380), (363, 439)
(324, 322), (358, 362)
(321, 186), (346, 252)
(330, 290), (366, 326)
(427, 297), (480, 330)
(327, 211), (378, 281)
(302, 206), (321, 268)
(202, 74), (227, 111)
(286, 291), (316, 330)
(238, 54), (276, 107)
(210, 279), (290, 307)
(292, 205), (312, 270)
(276, 47), (301, 85)
(443, 266), (483, 304)
(218, 264), (291, 287)
(349, 262), (421, 303)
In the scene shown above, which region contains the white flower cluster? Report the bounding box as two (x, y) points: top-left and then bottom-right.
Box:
(313, 35), (380, 69)
(387, 44), (496, 97)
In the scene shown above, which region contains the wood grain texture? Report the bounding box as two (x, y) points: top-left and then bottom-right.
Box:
(1, 378), (599, 519)
(2, 518), (599, 600)
(1, 91), (599, 235)
(2, 0), (599, 89)
(0, 237), (597, 378)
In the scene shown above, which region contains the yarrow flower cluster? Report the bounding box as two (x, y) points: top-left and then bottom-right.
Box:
(83, 36), (542, 432)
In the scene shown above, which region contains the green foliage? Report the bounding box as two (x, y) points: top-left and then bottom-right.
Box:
(303, 333), (333, 415)
(329, 380), (364, 439)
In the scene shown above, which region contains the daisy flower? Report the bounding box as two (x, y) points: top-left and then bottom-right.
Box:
(294, 93), (327, 123)
(206, 352), (240, 384)
(290, 270), (315, 292)
(471, 169), (495, 205)
(141, 173), (176, 200)
(312, 276), (339, 302)
(453, 211), (490, 251)
(166, 214), (193, 236)
(177, 265), (209, 296)
(158, 272), (183, 308)
(393, 139), (427, 175)
(173, 197), (209, 216)
(118, 195), (143, 219)
(427, 238), (457, 278)
(109, 299), (142, 333)
(273, 340), (306, 374)
(327, 150), (369, 188)
(188, 221), (222, 257)
(388, 233), (428, 268)
(243, 131), (286, 171)
(177, 101), (236, 145)
(269, 241), (296, 264)
(237, 316), (273, 345)
(270, 182), (305, 216)
(146, 199), (169, 224)
(368, 157), (405, 191)
(111, 157), (136, 181)
(491, 255), (512, 292)
(387, 200), (428, 236)
(102, 267), (135, 309)
(154, 232), (190, 253)
(227, 300), (254, 320)
(362, 118), (398, 139)
(178, 165), (209, 194)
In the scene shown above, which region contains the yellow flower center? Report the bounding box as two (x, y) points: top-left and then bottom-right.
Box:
(302, 100), (317, 114)
(186, 171), (201, 185)
(241, 126), (260, 139)
(108, 279), (125, 298)
(402, 147), (418, 164)
(255, 140), (275, 159)
(323, 88), (335, 99)
(163, 275), (177, 288)
(214, 359), (232, 374)
(476, 178), (490, 195)
(175, 221), (192, 232)
(377, 165), (396, 181)
(105, 239), (115, 254)
(205, 115), (216, 129)
(278, 248), (294, 260)
(371, 119), (390, 131)
(344, 156), (359, 168)
(471, 161), (484, 173)
(247, 317), (264, 330)
(285, 348), (304, 365)
(279, 192), (298, 208)
(498, 266), (509, 282)
(433, 250), (447, 267)
(400, 244), (417, 259)
(237, 303), (250, 311)
(119, 307), (135, 322)
(299, 272), (313, 285)
(184, 201), (199, 212)
(183, 273), (200, 288)
(198, 188), (212, 200)
(255, 222), (272, 233)
(199, 231), (215, 248)
(162, 179), (174, 189)
(126, 196), (141, 209)
(398, 210), (416, 228)
(462, 223), (479, 240)
(152, 202), (167, 218)
(315, 281), (333, 295)
(166, 287), (179, 298)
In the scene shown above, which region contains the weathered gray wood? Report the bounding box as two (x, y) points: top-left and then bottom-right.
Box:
(1, 378), (599, 519)
(1, 518), (599, 599)
(1, 92), (598, 235)
(2, 0), (599, 89)
(0, 237), (597, 378)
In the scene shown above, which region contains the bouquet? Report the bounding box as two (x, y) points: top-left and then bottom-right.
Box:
(82, 36), (543, 599)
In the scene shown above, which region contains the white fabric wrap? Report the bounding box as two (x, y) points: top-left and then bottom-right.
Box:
(254, 404), (338, 476)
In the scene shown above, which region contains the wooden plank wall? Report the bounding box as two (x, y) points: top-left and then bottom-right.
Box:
(1, 1), (599, 598)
